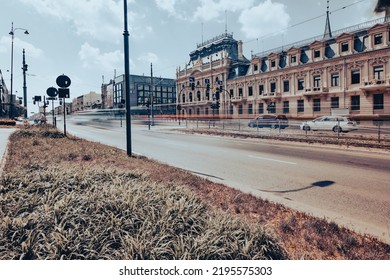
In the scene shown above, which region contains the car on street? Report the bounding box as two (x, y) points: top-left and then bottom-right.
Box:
(248, 114), (289, 129)
(300, 116), (358, 133)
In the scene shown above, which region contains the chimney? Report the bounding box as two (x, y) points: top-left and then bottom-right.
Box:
(238, 40), (243, 59)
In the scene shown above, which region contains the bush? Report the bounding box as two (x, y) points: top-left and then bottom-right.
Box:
(0, 119), (16, 126)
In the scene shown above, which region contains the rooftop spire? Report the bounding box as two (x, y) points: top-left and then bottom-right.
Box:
(324, 0), (332, 39)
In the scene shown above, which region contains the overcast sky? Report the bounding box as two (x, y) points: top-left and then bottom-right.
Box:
(0, 0), (384, 114)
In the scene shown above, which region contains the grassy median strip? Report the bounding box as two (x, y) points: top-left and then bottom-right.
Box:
(0, 127), (389, 259)
(0, 127), (285, 260)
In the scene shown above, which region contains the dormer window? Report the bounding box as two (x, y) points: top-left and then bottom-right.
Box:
(314, 50), (321, 58)
(271, 60), (276, 68)
(291, 55), (297, 63)
(374, 34), (383, 45)
(254, 64), (258, 72)
(341, 42), (349, 52)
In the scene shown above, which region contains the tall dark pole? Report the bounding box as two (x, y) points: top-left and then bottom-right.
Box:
(22, 49), (27, 118)
(9, 23), (14, 119)
(123, 0), (132, 156)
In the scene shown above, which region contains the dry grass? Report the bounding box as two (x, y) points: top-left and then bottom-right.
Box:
(1, 126), (389, 260)
(0, 127), (285, 260)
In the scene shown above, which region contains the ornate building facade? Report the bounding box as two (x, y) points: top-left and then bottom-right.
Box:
(176, 18), (390, 120)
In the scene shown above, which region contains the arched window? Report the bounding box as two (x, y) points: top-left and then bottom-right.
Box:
(197, 91), (201, 101)
(189, 92), (193, 102)
(182, 93), (186, 103)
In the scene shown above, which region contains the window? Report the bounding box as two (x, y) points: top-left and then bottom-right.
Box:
(248, 86), (253, 97)
(313, 75), (321, 88)
(182, 94), (186, 103)
(259, 84), (264, 95)
(248, 104), (253, 114)
(283, 101), (289, 113)
(373, 94), (384, 110)
(341, 42), (349, 52)
(238, 88), (243, 97)
(351, 95), (360, 110)
(331, 73), (339, 87)
(313, 98), (321, 112)
(205, 107), (209, 115)
(189, 92), (193, 102)
(297, 100), (304, 113)
(229, 89), (234, 98)
(291, 55), (297, 63)
(331, 97), (339, 109)
(297, 78), (304, 90)
(374, 34), (383, 45)
(238, 104), (243, 114)
(258, 103), (264, 114)
(351, 70), (360, 84)
(373, 65), (384, 80)
(197, 91), (201, 101)
(206, 90), (210, 100)
(270, 82), (276, 93)
(196, 108), (200, 115)
(271, 60), (276, 68)
(254, 64), (258, 71)
(314, 50), (321, 58)
(283, 80), (290, 92)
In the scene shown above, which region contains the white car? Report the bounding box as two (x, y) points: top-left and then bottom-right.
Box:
(300, 116), (358, 133)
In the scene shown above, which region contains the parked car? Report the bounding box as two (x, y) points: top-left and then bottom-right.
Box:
(300, 116), (358, 133)
(248, 114), (289, 129)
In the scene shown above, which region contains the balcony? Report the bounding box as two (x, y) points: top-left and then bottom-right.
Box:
(361, 79), (390, 94)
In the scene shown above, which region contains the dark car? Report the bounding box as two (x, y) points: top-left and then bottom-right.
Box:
(248, 114), (289, 129)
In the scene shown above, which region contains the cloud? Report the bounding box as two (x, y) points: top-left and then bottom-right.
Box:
(78, 43), (122, 72)
(17, 0), (140, 42)
(0, 36), (43, 58)
(138, 52), (159, 65)
(238, 0), (290, 39)
(193, 0), (255, 22)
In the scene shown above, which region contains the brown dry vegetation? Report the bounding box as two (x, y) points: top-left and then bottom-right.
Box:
(1, 126), (389, 260)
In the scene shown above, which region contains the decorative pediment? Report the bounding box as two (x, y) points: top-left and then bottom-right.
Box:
(347, 61), (364, 69)
(369, 57), (389, 65)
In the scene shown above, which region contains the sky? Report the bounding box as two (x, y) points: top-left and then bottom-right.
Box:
(0, 0), (385, 115)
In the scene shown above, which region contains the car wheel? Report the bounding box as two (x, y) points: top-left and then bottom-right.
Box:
(303, 125), (310, 131)
(333, 126), (342, 133)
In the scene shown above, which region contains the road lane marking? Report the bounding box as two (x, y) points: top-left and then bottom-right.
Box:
(248, 155), (297, 165)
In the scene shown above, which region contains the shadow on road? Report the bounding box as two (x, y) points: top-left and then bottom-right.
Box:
(259, 180), (335, 194)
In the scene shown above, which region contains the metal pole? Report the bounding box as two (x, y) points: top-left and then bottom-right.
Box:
(123, 0), (132, 156)
(22, 49), (27, 119)
(63, 98), (66, 136)
(9, 23), (14, 119)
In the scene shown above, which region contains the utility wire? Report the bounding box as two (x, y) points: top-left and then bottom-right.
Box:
(244, 0), (370, 44)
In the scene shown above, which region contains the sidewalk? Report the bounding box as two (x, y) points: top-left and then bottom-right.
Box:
(0, 128), (16, 177)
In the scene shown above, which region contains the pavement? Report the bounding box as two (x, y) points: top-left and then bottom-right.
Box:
(0, 128), (16, 177)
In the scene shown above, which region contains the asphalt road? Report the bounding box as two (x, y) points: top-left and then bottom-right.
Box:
(61, 118), (390, 244)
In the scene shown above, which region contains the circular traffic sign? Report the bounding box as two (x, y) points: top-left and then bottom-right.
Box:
(56, 74), (71, 88)
(46, 87), (58, 97)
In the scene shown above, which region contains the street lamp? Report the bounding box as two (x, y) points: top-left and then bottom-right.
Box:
(9, 22), (29, 119)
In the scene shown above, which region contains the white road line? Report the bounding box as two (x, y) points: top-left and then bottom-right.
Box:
(248, 155), (297, 165)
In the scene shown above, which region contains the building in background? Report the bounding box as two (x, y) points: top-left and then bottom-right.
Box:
(177, 16), (390, 120)
(0, 70), (9, 117)
(106, 74), (176, 115)
(71, 91), (101, 112)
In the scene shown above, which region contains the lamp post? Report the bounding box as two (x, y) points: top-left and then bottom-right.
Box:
(123, 0), (132, 156)
(9, 22), (29, 119)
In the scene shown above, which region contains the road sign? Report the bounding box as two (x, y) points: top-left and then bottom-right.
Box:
(56, 74), (71, 88)
(46, 87), (58, 97)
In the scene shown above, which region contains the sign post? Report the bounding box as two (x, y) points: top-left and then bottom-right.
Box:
(56, 75), (71, 136)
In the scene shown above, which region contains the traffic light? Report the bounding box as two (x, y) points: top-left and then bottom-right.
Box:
(216, 101), (220, 109)
(215, 87), (220, 100)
